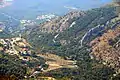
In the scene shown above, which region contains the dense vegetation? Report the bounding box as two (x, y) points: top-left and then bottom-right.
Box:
(1, 6), (120, 79)
(0, 52), (27, 79)
(28, 7), (117, 57)
(23, 6), (120, 80)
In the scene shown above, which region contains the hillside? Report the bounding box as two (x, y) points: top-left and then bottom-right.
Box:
(26, 6), (117, 55)
(90, 25), (120, 74)
(39, 11), (85, 33)
(0, 52), (26, 79)
(0, 37), (78, 79)
(1, 5), (120, 79)
(19, 6), (120, 79)
(0, 37), (45, 78)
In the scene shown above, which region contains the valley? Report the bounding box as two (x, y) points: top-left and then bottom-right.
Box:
(0, 36), (77, 79)
(1, 0), (120, 80)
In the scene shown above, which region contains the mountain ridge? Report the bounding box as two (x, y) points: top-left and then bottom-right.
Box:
(1, 5), (120, 79)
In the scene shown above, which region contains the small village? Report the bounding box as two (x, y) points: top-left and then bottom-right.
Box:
(0, 37), (49, 77)
(20, 20), (36, 26)
(0, 37), (78, 79)
(0, 37), (33, 60)
(36, 14), (57, 21)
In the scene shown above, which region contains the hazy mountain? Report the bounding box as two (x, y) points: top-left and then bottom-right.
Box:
(0, 0), (112, 19)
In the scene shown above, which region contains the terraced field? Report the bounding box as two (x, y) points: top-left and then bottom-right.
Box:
(37, 53), (78, 72)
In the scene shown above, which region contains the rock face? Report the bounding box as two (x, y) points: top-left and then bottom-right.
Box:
(90, 25), (120, 72)
(39, 11), (85, 33)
